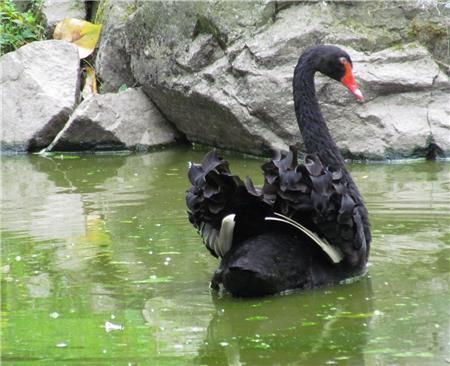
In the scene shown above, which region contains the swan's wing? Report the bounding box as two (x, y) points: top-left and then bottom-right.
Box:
(186, 150), (269, 258)
(261, 149), (368, 260)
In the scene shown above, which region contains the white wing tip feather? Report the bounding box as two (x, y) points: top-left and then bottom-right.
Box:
(266, 213), (344, 264)
(217, 214), (236, 258)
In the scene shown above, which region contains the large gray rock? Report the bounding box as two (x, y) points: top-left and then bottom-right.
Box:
(123, 1), (450, 159)
(42, 0), (86, 34)
(95, 0), (136, 92)
(124, 1), (287, 154)
(47, 88), (180, 152)
(1, 40), (80, 152)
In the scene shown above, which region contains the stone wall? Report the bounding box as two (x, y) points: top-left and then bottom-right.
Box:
(95, 0), (449, 159)
(2, 0), (449, 159)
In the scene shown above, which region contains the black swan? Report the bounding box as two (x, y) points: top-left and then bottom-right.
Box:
(186, 45), (371, 297)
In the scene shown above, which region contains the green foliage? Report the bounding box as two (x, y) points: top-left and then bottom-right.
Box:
(0, 0), (45, 55)
(118, 83), (128, 92)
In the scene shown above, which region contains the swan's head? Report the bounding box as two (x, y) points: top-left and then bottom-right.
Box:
(316, 45), (364, 101)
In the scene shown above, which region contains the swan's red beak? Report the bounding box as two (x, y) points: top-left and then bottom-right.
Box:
(341, 61), (364, 101)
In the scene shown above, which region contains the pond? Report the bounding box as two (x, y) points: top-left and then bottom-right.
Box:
(1, 146), (449, 365)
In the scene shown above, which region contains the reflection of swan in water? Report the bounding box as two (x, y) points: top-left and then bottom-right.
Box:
(197, 277), (374, 366)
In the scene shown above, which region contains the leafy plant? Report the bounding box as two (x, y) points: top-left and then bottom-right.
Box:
(0, 0), (45, 55)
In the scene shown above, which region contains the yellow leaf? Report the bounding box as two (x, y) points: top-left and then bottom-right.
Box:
(53, 18), (102, 59)
(82, 65), (98, 99)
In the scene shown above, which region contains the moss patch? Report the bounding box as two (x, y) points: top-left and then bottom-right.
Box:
(408, 19), (447, 45)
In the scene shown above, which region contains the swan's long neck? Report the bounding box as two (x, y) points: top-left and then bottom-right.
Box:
(293, 57), (346, 171)
(291, 48), (371, 249)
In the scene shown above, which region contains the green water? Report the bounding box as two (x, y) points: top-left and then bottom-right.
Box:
(1, 147), (449, 365)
